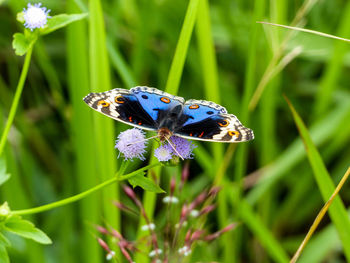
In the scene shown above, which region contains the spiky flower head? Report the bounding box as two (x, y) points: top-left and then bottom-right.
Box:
(154, 144), (173, 162)
(169, 136), (196, 159)
(115, 128), (147, 161)
(23, 3), (50, 31)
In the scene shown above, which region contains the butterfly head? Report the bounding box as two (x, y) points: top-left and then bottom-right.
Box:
(158, 127), (173, 142)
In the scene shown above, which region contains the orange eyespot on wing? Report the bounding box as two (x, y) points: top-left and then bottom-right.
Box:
(160, 97), (171, 103)
(97, 100), (110, 107)
(115, 96), (125, 104)
(189, 104), (199, 109)
(218, 120), (229, 127)
(228, 131), (240, 137)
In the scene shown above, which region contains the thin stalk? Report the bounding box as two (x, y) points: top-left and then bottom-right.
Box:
(290, 167), (350, 263)
(12, 163), (161, 216)
(0, 46), (33, 156)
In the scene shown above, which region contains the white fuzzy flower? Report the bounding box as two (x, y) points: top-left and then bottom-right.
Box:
(190, 209), (199, 218)
(23, 3), (50, 31)
(106, 251), (115, 260)
(149, 248), (163, 257)
(162, 196), (179, 204)
(178, 246), (192, 256)
(141, 223), (155, 231)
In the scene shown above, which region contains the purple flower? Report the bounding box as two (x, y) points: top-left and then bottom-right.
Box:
(23, 3), (50, 31)
(154, 144), (173, 162)
(169, 136), (196, 159)
(115, 128), (147, 161)
(154, 136), (196, 161)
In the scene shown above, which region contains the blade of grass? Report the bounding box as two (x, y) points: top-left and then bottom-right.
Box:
(232, 0), (265, 260)
(291, 167), (350, 263)
(107, 37), (136, 88)
(286, 97), (350, 262)
(89, 0), (120, 247)
(248, 0), (319, 111)
(232, 196), (289, 263)
(164, 0), (200, 95)
(298, 211), (350, 263)
(67, 0), (101, 262)
(257, 21), (350, 43)
(313, 1), (350, 119)
(195, 0), (232, 261)
(246, 94), (350, 204)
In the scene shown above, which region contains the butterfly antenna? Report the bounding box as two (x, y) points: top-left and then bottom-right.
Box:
(126, 134), (159, 146)
(166, 137), (184, 161)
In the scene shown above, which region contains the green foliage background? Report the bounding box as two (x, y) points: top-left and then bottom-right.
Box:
(0, 0), (350, 262)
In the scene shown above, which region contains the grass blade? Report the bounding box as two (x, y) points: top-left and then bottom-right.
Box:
(165, 0), (200, 95)
(286, 96), (350, 261)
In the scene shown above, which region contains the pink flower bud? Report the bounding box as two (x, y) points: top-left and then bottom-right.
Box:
(200, 205), (216, 216)
(98, 238), (111, 253)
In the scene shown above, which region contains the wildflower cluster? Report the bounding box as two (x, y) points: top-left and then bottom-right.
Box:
(115, 128), (196, 162)
(96, 165), (237, 262)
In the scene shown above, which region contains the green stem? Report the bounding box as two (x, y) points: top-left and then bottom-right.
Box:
(0, 46), (33, 156)
(12, 162), (161, 216)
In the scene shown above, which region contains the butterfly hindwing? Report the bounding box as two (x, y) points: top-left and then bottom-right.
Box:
(174, 113), (254, 143)
(83, 88), (157, 131)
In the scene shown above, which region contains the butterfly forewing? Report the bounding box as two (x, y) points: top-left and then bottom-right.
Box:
(83, 88), (157, 131)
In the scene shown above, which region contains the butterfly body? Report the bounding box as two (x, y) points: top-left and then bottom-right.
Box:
(83, 86), (254, 143)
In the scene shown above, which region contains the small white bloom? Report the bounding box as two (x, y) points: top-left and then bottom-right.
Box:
(178, 246), (191, 256)
(106, 251), (115, 260)
(190, 209), (199, 218)
(23, 3), (50, 31)
(149, 248), (163, 257)
(141, 223), (155, 231)
(175, 221), (188, 229)
(162, 196), (179, 204)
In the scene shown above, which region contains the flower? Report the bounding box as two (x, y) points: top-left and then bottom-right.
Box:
(162, 196), (179, 204)
(154, 144), (172, 162)
(115, 128), (147, 161)
(23, 3), (50, 31)
(149, 248), (163, 257)
(141, 223), (156, 231)
(169, 136), (196, 159)
(154, 136), (196, 161)
(178, 245), (191, 256)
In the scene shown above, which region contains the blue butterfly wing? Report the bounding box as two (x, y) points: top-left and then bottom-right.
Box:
(175, 100), (254, 142)
(180, 99), (227, 126)
(83, 88), (158, 131)
(130, 86), (184, 124)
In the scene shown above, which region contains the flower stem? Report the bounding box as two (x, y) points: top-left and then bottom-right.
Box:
(0, 45), (33, 156)
(12, 162), (161, 216)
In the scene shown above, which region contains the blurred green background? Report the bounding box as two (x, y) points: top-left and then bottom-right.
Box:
(0, 0), (350, 262)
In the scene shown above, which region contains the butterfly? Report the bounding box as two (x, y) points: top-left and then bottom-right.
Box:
(83, 86), (254, 143)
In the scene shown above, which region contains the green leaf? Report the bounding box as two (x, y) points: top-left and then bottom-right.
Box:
(0, 159), (10, 186)
(0, 246), (9, 263)
(4, 216), (52, 245)
(0, 233), (10, 247)
(12, 33), (32, 56)
(128, 174), (165, 193)
(286, 96), (350, 261)
(42, 13), (88, 35)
